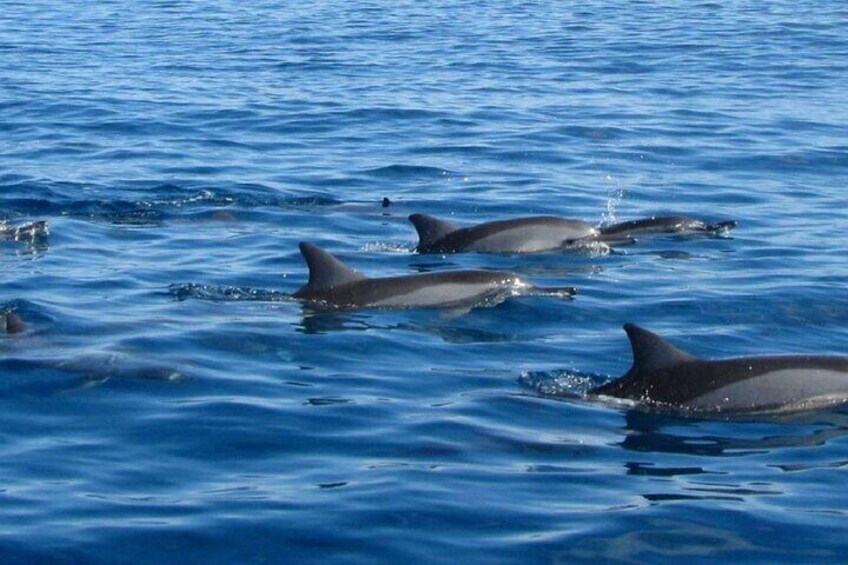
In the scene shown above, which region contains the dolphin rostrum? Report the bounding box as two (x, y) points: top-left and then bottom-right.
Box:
(592, 324), (848, 414)
(409, 213), (735, 254)
(292, 242), (576, 310)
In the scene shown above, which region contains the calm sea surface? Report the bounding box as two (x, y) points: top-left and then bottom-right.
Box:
(2, 1), (848, 562)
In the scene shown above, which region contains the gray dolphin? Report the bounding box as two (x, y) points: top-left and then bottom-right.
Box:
(409, 213), (735, 254)
(292, 242), (576, 310)
(409, 214), (606, 254)
(599, 216), (736, 238)
(592, 324), (848, 414)
(2, 312), (26, 334)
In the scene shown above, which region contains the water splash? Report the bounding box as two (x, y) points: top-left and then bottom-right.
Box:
(565, 239), (612, 258)
(168, 283), (295, 302)
(601, 181), (626, 227)
(361, 242), (415, 253)
(519, 369), (609, 398)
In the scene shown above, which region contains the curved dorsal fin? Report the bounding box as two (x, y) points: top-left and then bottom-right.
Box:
(624, 323), (696, 374)
(298, 242), (366, 292)
(408, 214), (460, 249)
(2, 312), (26, 334)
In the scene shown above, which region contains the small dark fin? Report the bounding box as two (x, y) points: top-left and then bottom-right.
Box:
(624, 323), (696, 375)
(408, 214), (460, 250)
(297, 242), (366, 293)
(3, 312), (26, 334)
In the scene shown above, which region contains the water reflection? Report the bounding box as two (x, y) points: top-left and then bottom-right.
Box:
(615, 408), (848, 505)
(618, 409), (848, 457)
(294, 309), (524, 343)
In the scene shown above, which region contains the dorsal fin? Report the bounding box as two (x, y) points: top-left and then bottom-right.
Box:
(298, 242), (366, 292)
(2, 312), (26, 334)
(624, 323), (696, 374)
(408, 214), (460, 249)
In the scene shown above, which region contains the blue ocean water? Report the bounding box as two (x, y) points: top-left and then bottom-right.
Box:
(2, 0), (848, 562)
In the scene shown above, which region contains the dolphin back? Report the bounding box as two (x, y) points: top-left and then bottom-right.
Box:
(593, 324), (848, 414)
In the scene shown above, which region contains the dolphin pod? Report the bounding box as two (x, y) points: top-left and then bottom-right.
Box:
(592, 324), (848, 414)
(292, 242), (576, 310)
(409, 213), (736, 254)
(14, 208), (845, 418)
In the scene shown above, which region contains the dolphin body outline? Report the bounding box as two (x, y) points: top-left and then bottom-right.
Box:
(592, 324), (848, 414)
(409, 213), (736, 254)
(292, 242), (576, 310)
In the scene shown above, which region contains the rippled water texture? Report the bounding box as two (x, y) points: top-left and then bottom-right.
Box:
(2, 1), (848, 562)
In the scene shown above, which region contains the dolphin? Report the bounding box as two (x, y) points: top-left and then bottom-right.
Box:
(292, 242), (576, 310)
(0, 311), (188, 388)
(408, 213), (735, 254)
(2, 312), (26, 334)
(409, 214), (606, 254)
(599, 216), (736, 238)
(592, 324), (848, 414)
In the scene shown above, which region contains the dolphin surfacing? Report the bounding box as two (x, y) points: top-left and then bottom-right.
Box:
(292, 242), (576, 310)
(600, 216), (736, 238)
(592, 324), (848, 414)
(409, 214), (602, 254)
(2, 312), (26, 334)
(409, 213), (735, 254)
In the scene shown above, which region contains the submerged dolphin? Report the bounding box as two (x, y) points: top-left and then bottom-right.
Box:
(592, 324), (848, 414)
(292, 242), (576, 309)
(409, 213), (735, 254)
(2, 312), (26, 334)
(598, 216), (736, 238)
(0, 311), (188, 387)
